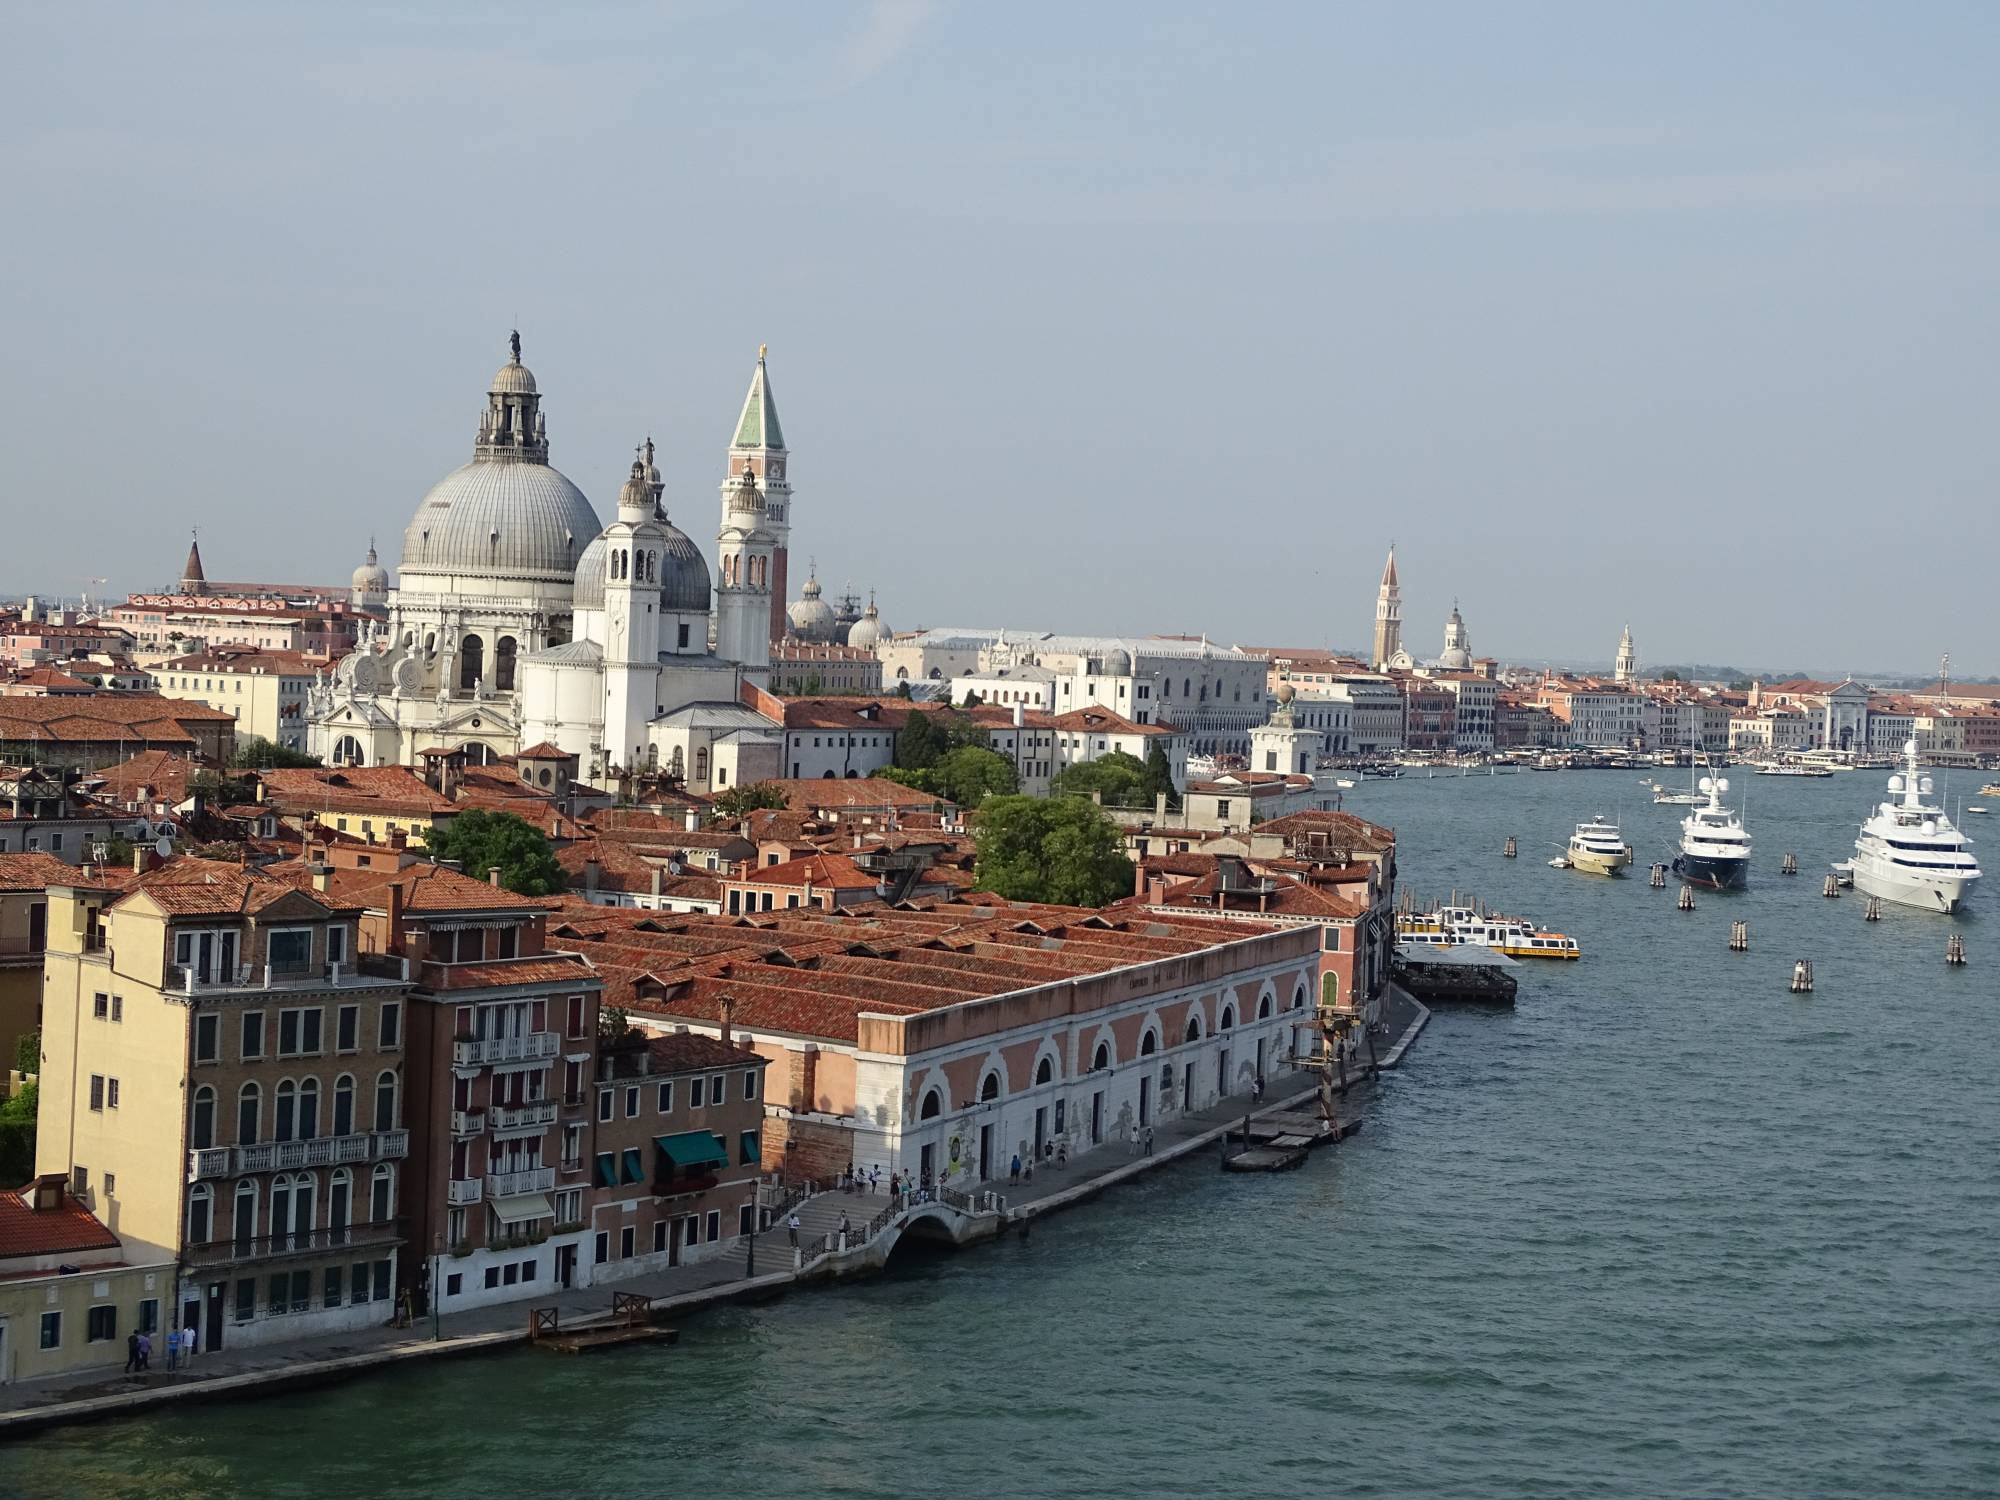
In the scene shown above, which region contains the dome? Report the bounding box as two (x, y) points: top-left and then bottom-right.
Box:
(1106, 647), (1133, 674)
(845, 601), (887, 651)
(400, 460), (601, 582)
(786, 572), (838, 642)
(572, 521), (713, 614)
(489, 359), (537, 396)
(1439, 646), (1473, 670)
(350, 543), (389, 593)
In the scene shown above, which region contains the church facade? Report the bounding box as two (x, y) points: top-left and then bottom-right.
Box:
(307, 338), (787, 793)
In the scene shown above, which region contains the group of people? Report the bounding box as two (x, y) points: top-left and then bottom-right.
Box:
(124, 1326), (199, 1375)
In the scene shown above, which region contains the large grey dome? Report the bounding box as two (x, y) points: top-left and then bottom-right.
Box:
(572, 523), (713, 614)
(400, 460), (601, 582)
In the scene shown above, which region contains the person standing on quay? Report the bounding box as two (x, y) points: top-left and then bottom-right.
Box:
(124, 1330), (141, 1374)
(787, 1213), (801, 1248)
(1010, 1152), (1022, 1183)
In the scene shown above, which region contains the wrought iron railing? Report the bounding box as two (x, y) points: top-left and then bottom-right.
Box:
(183, 1217), (404, 1268)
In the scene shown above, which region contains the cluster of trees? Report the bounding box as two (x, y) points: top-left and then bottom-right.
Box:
(229, 736), (321, 769)
(712, 781), (790, 819)
(875, 747), (1017, 806)
(1048, 747), (1178, 809)
(0, 1032), (37, 1184)
(971, 796), (1135, 907)
(421, 809), (566, 896)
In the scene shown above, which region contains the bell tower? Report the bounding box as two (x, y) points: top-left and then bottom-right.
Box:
(1371, 545), (1402, 671)
(603, 451), (666, 776)
(727, 346), (791, 643)
(715, 458), (773, 682)
(1615, 625), (1638, 683)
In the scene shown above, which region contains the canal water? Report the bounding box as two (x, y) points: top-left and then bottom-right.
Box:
(5, 770), (1995, 1498)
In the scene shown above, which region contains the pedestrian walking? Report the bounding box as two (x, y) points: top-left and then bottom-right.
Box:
(870, 1165), (881, 1194)
(1253, 1073), (1265, 1104)
(1009, 1152), (1021, 1183)
(846, 1161), (858, 1193)
(136, 1331), (151, 1371)
(787, 1213), (801, 1248)
(1023, 1156), (1033, 1184)
(838, 1213), (851, 1246)
(1144, 1125), (1155, 1156)
(124, 1330), (141, 1374)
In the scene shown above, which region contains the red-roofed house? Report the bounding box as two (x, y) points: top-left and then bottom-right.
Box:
(0, 1175), (176, 1384)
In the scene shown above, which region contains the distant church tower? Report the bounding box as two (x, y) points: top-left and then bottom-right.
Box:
(728, 346), (791, 643)
(179, 532), (207, 596)
(604, 451), (671, 773)
(1371, 545), (1402, 671)
(1615, 624), (1638, 683)
(715, 415), (775, 683)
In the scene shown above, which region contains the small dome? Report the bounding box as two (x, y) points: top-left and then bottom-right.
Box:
(490, 359), (537, 395)
(572, 522), (713, 614)
(1106, 647), (1133, 674)
(351, 543), (389, 593)
(1439, 647), (1473, 670)
(845, 601), (887, 651)
(617, 461), (652, 514)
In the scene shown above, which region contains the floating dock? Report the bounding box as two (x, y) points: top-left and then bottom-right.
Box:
(1391, 947), (1519, 1005)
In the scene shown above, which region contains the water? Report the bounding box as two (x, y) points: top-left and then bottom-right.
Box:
(7, 771), (1995, 1498)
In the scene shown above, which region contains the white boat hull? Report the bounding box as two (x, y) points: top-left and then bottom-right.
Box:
(1852, 864), (1974, 914)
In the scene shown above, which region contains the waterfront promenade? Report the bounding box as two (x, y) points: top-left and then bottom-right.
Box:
(0, 990), (1426, 1438)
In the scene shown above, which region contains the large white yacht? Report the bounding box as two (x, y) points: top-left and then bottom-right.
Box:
(1565, 815), (1633, 876)
(1672, 775), (1751, 890)
(1835, 740), (1981, 913)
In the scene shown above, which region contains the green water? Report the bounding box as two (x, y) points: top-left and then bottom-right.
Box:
(6, 771), (1996, 1498)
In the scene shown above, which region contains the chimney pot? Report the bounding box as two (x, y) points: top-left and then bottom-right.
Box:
(488, 865), (503, 887)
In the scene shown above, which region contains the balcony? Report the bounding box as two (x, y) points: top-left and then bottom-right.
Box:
(171, 961), (364, 995)
(450, 1110), (486, 1136)
(489, 1099), (557, 1131)
(186, 1130), (409, 1181)
(182, 1217), (406, 1269)
(446, 1177), (485, 1206)
(486, 1165), (556, 1197)
(452, 1031), (559, 1067)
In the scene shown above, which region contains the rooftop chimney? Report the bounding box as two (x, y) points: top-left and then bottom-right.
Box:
(719, 995), (734, 1050)
(487, 865), (503, 888)
(684, 804), (700, 832)
(583, 856), (600, 895)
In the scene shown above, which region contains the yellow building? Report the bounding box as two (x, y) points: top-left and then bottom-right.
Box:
(152, 648), (326, 755)
(38, 859), (415, 1352)
(0, 1175), (175, 1385)
(252, 766), (457, 844)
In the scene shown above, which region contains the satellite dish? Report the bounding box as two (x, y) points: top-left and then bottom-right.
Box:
(154, 836), (174, 858)
(1698, 777), (1713, 793)
(1888, 775), (1905, 794)
(1922, 819), (1937, 836)
(1919, 776), (1934, 796)
(1716, 777), (1729, 793)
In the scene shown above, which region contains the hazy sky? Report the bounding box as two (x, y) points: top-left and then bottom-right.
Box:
(5, 2), (1996, 675)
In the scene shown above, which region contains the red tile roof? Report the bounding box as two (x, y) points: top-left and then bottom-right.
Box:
(0, 1185), (120, 1260)
(732, 853), (879, 891)
(257, 766), (456, 817)
(0, 852), (85, 892)
(423, 955), (596, 990)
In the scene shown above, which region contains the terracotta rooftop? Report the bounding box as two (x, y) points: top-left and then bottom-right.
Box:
(604, 1031), (765, 1080)
(731, 852), (879, 891)
(85, 750), (210, 807)
(0, 1183), (121, 1261)
(257, 766), (456, 817)
(0, 852), (87, 892)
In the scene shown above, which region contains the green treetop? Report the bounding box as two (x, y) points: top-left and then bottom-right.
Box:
(972, 796), (1135, 907)
(421, 809), (565, 896)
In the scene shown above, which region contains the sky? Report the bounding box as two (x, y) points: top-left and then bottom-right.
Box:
(4, 1), (1996, 677)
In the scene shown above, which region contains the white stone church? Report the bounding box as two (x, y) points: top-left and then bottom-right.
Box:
(307, 336), (790, 793)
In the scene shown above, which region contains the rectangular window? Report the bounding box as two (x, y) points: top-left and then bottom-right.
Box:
(241, 1011), (265, 1060)
(40, 1312), (60, 1350)
(93, 992), (109, 1020)
(742, 1069), (758, 1101)
(566, 995), (586, 1039)
(372, 1260), (391, 1301)
(705, 1209), (721, 1243)
(379, 1003), (401, 1049)
(87, 1305), (117, 1342)
(235, 1279), (256, 1322)
(446, 1273), (463, 1297)
(497, 926), (518, 959)
(597, 1091), (614, 1123)
(683, 1215), (699, 1247)
(192, 1011), (220, 1064)
(267, 928), (312, 973)
(107, 1078), (120, 1109)
(522, 1260), (537, 1281)
(624, 1085), (640, 1119)
(324, 1266), (342, 1307)
(620, 1225), (635, 1258)
(268, 1273), (289, 1315)
(740, 1130), (761, 1164)
(690, 1076), (705, 1109)
(656, 1081), (673, 1113)
(502, 1263), (519, 1287)
(326, 924), (348, 965)
(89, 1074), (105, 1111)
(709, 1073), (726, 1105)
(138, 1298), (158, 1334)
(337, 1005), (359, 1052)
(484, 1267), (500, 1290)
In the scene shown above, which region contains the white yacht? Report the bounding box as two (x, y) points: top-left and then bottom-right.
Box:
(1565, 816), (1633, 876)
(1672, 776), (1751, 890)
(1835, 740), (1981, 913)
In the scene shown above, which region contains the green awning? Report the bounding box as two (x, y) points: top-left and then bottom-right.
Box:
(739, 1130), (761, 1164)
(621, 1147), (645, 1184)
(655, 1130), (728, 1169)
(594, 1153), (618, 1188)
(490, 1193), (552, 1226)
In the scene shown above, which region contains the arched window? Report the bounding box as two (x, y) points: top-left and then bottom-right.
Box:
(332, 735), (365, 767)
(191, 1085), (216, 1150)
(329, 1168), (352, 1241)
(1183, 678), (1191, 697)
(332, 1074), (355, 1136)
(274, 1079), (297, 1143)
(270, 1173), (293, 1250)
(298, 1077), (320, 1139)
(458, 634), (484, 691)
(369, 1164), (394, 1223)
(694, 747), (708, 783)
(1140, 1030), (1158, 1057)
(979, 1072), (1000, 1102)
(1219, 1004), (1236, 1031)
(495, 636), (518, 692)
(290, 1172), (316, 1245)
(919, 1089), (942, 1120)
(1035, 1056), (1054, 1085)
(186, 1184), (213, 1245)
(373, 1070), (398, 1133)
(1184, 1016), (1201, 1044)
(232, 1180), (257, 1247)
(1258, 995), (1272, 1020)
(1292, 984), (1306, 1010)
(1321, 973), (1340, 1007)
(1092, 1041), (1111, 1071)
(237, 1082), (261, 1146)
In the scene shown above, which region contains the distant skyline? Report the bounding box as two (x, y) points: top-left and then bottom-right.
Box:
(5, 3), (1996, 674)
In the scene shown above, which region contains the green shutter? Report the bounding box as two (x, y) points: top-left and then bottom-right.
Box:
(740, 1130), (760, 1163)
(622, 1147), (645, 1184)
(594, 1153), (618, 1188)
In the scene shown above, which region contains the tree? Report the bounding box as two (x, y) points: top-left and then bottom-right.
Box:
(712, 780), (790, 819)
(1143, 743), (1177, 806)
(872, 766), (938, 794)
(960, 690), (985, 708)
(230, 736), (322, 769)
(896, 708), (941, 770)
(1658, 669), (1681, 683)
(894, 680), (913, 699)
(1050, 750), (1151, 806)
(972, 796), (1135, 907)
(930, 746), (1018, 806)
(421, 809), (565, 896)
(0, 1079), (36, 1187)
